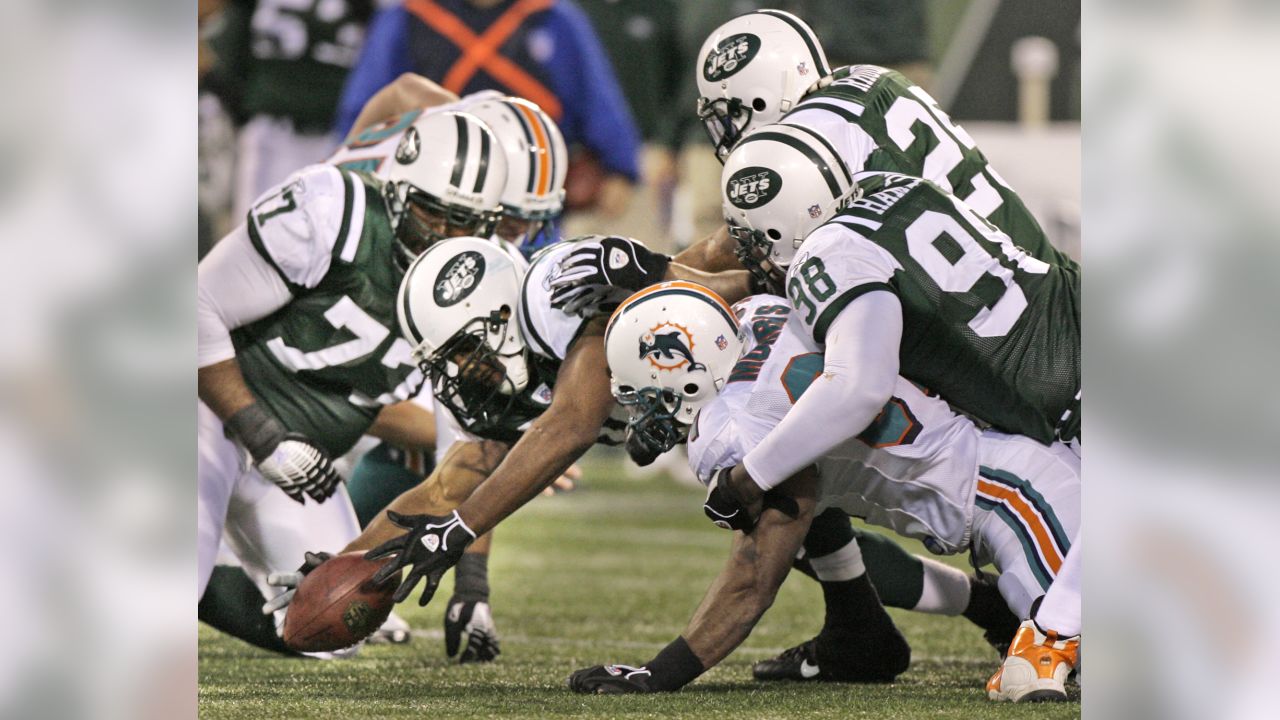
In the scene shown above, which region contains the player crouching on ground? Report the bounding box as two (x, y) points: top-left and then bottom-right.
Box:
(567, 284), (1080, 702)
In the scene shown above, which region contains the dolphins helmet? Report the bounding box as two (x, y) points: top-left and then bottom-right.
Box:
(721, 122), (857, 289)
(396, 237), (529, 433)
(696, 9), (830, 162)
(383, 111), (508, 269)
(461, 96), (567, 246)
(604, 282), (745, 464)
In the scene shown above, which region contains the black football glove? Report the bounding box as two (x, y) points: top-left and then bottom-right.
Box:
(549, 236), (672, 317)
(703, 467), (756, 532)
(568, 664), (659, 694)
(262, 551), (332, 615)
(225, 404), (341, 504)
(364, 511), (476, 606)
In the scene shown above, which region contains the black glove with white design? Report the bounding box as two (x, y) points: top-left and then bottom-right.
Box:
(444, 598), (501, 663)
(568, 664), (657, 694)
(703, 467), (756, 532)
(364, 511), (476, 606)
(549, 236), (671, 317)
(226, 404), (341, 504)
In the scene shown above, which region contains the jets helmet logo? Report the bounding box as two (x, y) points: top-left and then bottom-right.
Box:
(433, 251), (486, 307)
(702, 33), (761, 81)
(726, 166), (782, 209)
(639, 322), (705, 372)
(395, 125), (421, 164)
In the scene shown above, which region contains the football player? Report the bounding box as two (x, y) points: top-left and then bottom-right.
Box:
(568, 284), (1079, 702)
(313, 238), (1011, 682)
(197, 109), (507, 655)
(331, 91), (571, 662)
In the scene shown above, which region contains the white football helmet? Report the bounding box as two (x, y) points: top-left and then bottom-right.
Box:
(696, 9), (830, 162)
(604, 282), (745, 464)
(721, 122), (857, 283)
(383, 111), (509, 269)
(462, 96), (567, 246)
(396, 237), (530, 432)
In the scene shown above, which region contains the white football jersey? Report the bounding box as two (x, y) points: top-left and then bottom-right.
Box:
(688, 295), (982, 553)
(516, 240), (628, 445)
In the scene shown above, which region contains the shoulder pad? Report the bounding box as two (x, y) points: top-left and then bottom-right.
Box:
(246, 165), (364, 289)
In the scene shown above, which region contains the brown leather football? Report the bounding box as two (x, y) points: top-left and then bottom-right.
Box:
(282, 552), (399, 653)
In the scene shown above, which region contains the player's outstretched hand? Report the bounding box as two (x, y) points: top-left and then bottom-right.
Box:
(549, 236), (671, 317)
(568, 664), (659, 694)
(262, 551), (332, 614)
(364, 511), (476, 606)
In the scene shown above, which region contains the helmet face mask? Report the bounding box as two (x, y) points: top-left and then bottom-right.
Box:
(387, 183), (502, 271)
(420, 310), (529, 435)
(727, 218), (785, 294)
(697, 96), (753, 164)
(615, 385), (687, 465)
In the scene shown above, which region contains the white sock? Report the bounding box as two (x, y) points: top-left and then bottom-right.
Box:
(1035, 537), (1081, 636)
(914, 557), (972, 615)
(809, 541), (867, 582)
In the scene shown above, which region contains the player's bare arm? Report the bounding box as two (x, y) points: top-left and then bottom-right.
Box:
(197, 359), (258, 421)
(567, 469), (818, 693)
(345, 438), (511, 552)
(455, 318), (614, 535)
(345, 73), (460, 142)
(367, 400), (437, 452)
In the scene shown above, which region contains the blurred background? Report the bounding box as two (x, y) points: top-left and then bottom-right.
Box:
(0, 0), (1277, 717)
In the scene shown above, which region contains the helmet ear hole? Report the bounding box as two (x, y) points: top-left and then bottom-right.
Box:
(618, 384), (635, 394)
(752, 98), (767, 112)
(683, 383), (700, 395)
(766, 229), (782, 240)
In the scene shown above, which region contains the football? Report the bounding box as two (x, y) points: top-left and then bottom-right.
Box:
(282, 552), (399, 653)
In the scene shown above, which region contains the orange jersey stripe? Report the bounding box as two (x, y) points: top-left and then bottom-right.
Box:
(976, 479), (1064, 573)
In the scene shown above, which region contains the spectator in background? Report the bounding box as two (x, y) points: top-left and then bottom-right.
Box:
(568, 0), (683, 248)
(338, 0), (640, 221)
(216, 0), (384, 219)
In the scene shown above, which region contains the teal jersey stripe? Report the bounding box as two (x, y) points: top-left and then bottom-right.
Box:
(978, 465), (1072, 559)
(975, 495), (1054, 591)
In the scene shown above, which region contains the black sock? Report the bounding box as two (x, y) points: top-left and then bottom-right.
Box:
(813, 575), (910, 680)
(199, 566), (300, 657)
(453, 552), (490, 602)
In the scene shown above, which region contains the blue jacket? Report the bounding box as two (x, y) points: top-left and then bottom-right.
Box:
(337, 0), (640, 181)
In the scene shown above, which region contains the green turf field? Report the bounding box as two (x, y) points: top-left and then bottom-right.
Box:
(199, 450), (1080, 719)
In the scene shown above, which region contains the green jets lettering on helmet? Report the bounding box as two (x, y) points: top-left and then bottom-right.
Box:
(433, 251), (486, 307)
(703, 33), (761, 82)
(726, 166), (782, 209)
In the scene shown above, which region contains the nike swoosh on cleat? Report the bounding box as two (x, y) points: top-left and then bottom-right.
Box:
(799, 660), (820, 679)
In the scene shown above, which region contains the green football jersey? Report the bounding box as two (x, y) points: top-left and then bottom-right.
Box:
(785, 172), (1080, 445)
(240, 0), (373, 131)
(783, 65), (1075, 269)
(232, 164), (425, 456)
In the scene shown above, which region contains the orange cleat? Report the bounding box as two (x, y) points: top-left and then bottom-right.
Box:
(986, 620), (1078, 702)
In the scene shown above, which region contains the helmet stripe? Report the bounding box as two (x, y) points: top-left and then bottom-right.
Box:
(505, 101), (539, 194)
(450, 113), (469, 189)
(472, 123), (491, 193)
(782, 122), (852, 186)
(514, 102), (551, 197)
(744, 129), (842, 199)
(753, 9), (830, 76)
(610, 281), (738, 336)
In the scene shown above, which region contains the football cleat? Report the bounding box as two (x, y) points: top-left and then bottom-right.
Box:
(962, 572), (1021, 658)
(752, 629), (909, 684)
(444, 598), (501, 663)
(986, 620), (1079, 702)
(752, 639), (824, 682)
